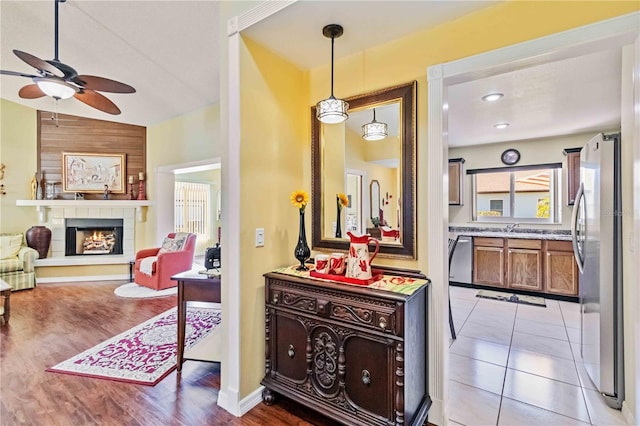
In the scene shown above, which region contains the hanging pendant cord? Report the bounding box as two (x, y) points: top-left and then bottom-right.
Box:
(54, 0), (60, 61)
(330, 35), (335, 98)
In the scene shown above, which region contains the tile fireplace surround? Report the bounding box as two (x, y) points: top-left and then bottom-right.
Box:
(16, 200), (152, 269)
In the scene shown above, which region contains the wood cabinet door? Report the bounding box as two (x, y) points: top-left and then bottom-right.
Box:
(448, 159), (464, 205)
(545, 250), (578, 296)
(565, 150), (581, 205)
(343, 335), (392, 419)
(273, 313), (308, 382)
(508, 248), (543, 291)
(473, 246), (505, 287)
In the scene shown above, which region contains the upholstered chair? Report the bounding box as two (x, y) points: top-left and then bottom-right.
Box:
(134, 232), (196, 290)
(0, 234), (38, 291)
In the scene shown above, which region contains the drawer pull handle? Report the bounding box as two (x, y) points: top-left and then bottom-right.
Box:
(272, 294), (279, 304)
(362, 369), (371, 385)
(379, 317), (387, 330)
(287, 344), (295, 358)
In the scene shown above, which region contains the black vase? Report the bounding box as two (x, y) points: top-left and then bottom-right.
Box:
(25, 225), (51, 259)
(294, 210), (310, 271)
(335, 198), (342, 238)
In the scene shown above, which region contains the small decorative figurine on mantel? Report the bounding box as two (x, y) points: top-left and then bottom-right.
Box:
(103, 185), (110, 200)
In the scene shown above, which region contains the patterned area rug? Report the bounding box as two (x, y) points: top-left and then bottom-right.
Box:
(476, 290), (546, 307)
(47, 307), (221, 385)
(114, 282), (177, 298)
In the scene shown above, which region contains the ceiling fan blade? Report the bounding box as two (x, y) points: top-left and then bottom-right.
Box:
(13, 50), (64, 77)
(1, 70), (38, 78)
(18, 84), (46, 99)
(75, 75), (136, 93)
(74, 90), (121, 115)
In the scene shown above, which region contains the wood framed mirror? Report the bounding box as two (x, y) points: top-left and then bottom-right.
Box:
(311, 81), (417, 258)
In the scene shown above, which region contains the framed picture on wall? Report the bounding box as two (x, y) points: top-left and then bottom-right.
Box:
(62, 152), (126, 193)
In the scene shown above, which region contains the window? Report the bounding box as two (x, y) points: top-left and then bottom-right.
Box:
(174, 181), (211, 236)
(470, 163), (561, 223)
(489, 200), (504, 216)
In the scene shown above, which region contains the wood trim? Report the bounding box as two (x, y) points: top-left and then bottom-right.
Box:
(37, 111), (146, 200)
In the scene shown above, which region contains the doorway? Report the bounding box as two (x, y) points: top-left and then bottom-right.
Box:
(428, 13), (639, 426)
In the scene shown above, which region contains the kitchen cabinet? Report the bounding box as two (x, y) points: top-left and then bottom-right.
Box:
(563, 148), (582, 205)
(544, 240), (579, 296)
(507, 239), (543, 292)
(448, 158), (465, 206)
(262, 270), (430, 426)
(473, 237), (505, 287)
(472, 236), (576, 297)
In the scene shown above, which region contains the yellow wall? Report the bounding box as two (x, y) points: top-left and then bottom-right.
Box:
(143, 103), (221, 248)
(0, 99), (38, 234)
(238, 36), (308, 397)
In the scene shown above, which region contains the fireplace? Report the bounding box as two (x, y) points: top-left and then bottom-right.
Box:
(65, 218), (124, 256)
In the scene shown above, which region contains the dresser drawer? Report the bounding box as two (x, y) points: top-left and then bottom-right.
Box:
(268, 280), (399, 336)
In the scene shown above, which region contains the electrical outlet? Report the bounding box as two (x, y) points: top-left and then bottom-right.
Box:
(256, 228), (265, 247)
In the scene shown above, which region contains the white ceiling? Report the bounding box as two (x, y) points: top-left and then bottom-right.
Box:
(0, 0), (624, 144)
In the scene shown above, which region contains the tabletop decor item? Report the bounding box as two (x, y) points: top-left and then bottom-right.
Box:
(290, 189), (310, 270)
(335, 192), (349, 238)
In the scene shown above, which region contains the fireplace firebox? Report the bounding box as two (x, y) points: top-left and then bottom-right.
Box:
(65, 218), (124, 256)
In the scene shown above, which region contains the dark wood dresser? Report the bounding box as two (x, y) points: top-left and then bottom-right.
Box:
(262, 268), (430, 426)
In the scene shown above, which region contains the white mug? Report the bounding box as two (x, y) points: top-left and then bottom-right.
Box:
(314, 254), (329, 274)
(328, 253), (346, 275)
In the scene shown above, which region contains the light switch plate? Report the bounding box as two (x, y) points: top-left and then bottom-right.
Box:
(256, 228), (265, 247)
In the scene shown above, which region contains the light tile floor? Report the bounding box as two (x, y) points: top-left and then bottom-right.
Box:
(448, 286), (629, 426)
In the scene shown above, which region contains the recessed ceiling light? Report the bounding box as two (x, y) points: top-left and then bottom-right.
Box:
(482, 93), (504, 102)
(494, 123), (510, 129)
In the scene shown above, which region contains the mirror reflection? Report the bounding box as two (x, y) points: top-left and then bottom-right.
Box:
(322, 102), (401, 243)
(312, 82), (416, 258)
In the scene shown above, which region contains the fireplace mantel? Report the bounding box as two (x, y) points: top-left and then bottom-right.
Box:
(16, 200), (152, 223)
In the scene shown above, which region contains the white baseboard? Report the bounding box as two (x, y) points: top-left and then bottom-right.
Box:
(239, 386), (265, 416)
(428, 398), (444, 426)
(622, 404), (636, 426)
(217, 385), (264, 417)
(36, 274), (129, 284)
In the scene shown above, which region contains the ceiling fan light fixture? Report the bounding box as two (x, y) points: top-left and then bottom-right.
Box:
(35, 78), (76, 99)
(362, 108), (388, 141)
(316, 24), (348, 124)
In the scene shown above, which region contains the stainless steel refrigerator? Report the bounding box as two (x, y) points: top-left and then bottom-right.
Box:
(571, 132), (624, 409)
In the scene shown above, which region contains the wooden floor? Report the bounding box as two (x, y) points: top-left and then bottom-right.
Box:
(0, 280), (339, 426)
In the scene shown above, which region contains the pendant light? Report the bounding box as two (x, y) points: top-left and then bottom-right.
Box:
(362, 108), (388, 141)
(316, 24), (348, 124)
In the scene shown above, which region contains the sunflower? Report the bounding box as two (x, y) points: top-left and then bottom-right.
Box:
(337, 192), (349, 210)
(290, 190), (309, 212)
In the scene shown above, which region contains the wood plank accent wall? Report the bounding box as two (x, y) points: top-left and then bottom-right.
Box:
(37, 111), (146, 200)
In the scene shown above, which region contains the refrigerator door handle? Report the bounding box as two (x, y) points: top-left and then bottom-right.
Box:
(571, 182), (585, 273)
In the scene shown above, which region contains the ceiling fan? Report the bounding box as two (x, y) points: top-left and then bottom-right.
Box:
(0, 0), (135, 115)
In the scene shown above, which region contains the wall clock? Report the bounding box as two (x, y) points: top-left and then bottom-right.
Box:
(501, 149), (520, 165)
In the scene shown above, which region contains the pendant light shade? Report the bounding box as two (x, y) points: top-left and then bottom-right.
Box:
(362, 108), (388, 141)
(316, 24), (348, 124)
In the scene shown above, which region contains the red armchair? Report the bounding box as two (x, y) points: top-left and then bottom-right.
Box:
(134, 232), (196, 290)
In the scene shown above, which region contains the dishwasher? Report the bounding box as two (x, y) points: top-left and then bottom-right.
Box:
(450, 236), (473, 284)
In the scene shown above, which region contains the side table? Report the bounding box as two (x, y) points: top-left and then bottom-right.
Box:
(0, 279), (11, 325)
(171, 270), (221, 372)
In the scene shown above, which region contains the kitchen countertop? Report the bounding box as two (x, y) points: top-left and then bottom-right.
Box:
(449, 226), (572, 241)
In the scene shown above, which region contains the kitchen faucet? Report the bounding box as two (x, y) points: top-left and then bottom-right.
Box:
(505, 223), (519, 232)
